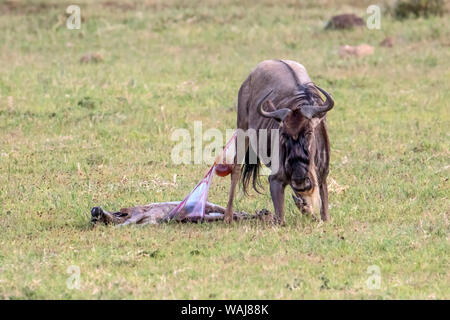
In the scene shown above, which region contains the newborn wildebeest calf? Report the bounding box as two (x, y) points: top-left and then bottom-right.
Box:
(91, 202), (271, 226)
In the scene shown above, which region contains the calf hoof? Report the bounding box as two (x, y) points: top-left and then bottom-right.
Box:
(256, 209), (273, 222)
(258, 208), (271, 216)
(91, 206), (104, 223)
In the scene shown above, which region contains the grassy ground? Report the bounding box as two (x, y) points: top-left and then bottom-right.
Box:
(0, 0), (448, 299)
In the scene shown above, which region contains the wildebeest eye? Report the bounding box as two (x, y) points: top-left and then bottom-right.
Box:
(304, 131), (313, 139)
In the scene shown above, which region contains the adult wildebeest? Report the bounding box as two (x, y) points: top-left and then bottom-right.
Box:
(224, 60), (334, 224)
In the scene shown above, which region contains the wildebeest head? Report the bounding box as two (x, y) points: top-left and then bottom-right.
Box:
(257, 84), (334, 194)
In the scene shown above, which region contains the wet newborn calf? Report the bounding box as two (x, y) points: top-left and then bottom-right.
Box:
(91, 201), (271, 226)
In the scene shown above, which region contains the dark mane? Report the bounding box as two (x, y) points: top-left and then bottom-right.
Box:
(277, 59), (324, 108)
(291, 83), (323, 108)
(242, 147), (263, 195)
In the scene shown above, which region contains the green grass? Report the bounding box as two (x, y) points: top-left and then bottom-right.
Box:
(0, 0), (449, 299)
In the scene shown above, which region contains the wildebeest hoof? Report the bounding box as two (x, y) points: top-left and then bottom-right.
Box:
(292, 194), (307, 211)
(224, 217), (233, 224)
(223, 212), (234, 224)
(273, 217), (286, 226)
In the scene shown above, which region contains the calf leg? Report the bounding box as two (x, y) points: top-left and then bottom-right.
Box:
(204, 202), (226, 214)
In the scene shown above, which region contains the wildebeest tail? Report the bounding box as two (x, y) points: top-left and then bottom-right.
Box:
(241, 147), (263, 195)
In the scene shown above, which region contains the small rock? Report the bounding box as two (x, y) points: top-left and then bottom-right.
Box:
(380, 36), (394, 47)
(339, 44), (374, 58)
(326, 14), (364, 30)
(80, 52), (103, 64)
(77, 96), (98, 109)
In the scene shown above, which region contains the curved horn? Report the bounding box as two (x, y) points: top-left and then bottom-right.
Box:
(300, 85), (334, 119)
(257, 90), (292, 122)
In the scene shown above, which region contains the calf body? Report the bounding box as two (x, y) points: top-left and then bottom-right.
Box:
(91, 202), (271, 226)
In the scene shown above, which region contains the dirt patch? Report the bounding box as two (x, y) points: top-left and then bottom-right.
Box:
(394, 0), (446, 19)
(0, 1), (61, 15)
(0, 1), (141, 15)
(325, 13), (365, 30)
(101, 1), (138, 11)
(100, 0), (180, 12)
(80, 53), (104, 64)
(380, 36), (395, 47)
(339, 44), (374, 58)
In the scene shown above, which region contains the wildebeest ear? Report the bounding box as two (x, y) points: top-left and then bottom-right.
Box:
(257, 90), (292, 122)
(299, 105), (317, 119)
(300, 104), (330, 119)
(300, 85), (334, 119)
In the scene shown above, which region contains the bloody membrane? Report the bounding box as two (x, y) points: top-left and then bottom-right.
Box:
(215, 163), (232, 177)
(164, 165), (215, 221)
(165, 131), (237, 222)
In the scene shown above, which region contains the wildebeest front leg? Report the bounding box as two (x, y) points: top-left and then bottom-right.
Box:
(224, 134), (248, 224)
(224, 164), (242, 223)
(319, 181), (330, 221)
(269, 176), (287, 225)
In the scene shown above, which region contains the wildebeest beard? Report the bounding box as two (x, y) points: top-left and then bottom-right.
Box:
(283, 131), (313, 192)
